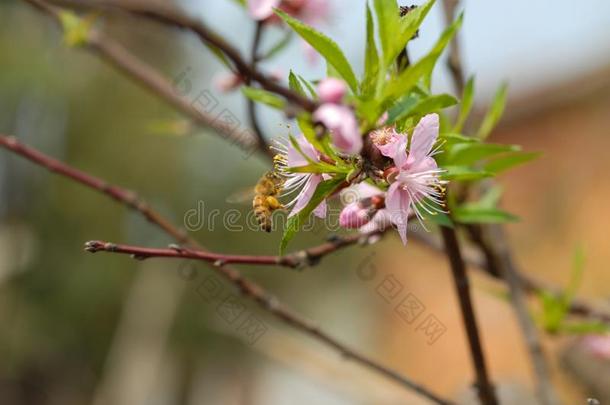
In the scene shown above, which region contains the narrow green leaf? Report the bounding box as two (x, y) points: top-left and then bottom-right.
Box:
(454, 206), (519, 224)
(280, 177), (345, 254)
(386, 95), (419, 124)
(288, 70), (305, 96)
(446, 142), (520, 166)
(477, 82), (508, 139)
(361, 4), (380, 97)
(425, 211), (454, 228)
(484, 151), (541, 174)
(242, 87), (286, 109)
(440, 132), (479, 144)
(560, 321), (609, 335)
(383, 13), (463, 104)
(373, 0), (400, 63)
(454, 76), (475, 132)
(288, 163), (349, 174)
(389, 0), (436, 65)
(275, 9), (358, 92)
(442, 166), (492, 181)
(298, 75), (318, 99)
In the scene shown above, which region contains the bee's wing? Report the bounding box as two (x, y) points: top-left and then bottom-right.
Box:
(225, 187), (255, 204)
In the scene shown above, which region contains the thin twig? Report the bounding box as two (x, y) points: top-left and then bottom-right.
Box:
(442, 1), (561, 403)
(411, 230), (610, 325)
(24, 0), (265, 158)
(0, 134), (192, 245)
(247, 21), (273, 159)
(47, 0), (318, 112)
(82, 232), (383, 269)
(440, 226), (498, 405)
(83, 240), (299, 267)
(0, 133), (452, 404)
(470, 226), (561, 405)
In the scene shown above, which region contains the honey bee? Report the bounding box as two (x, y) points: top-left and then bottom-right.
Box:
(252, 171), (284, 232)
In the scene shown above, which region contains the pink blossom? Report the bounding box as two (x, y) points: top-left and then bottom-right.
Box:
(581, 335), (610, 359)
(213, 72), (244, 93)
(247, 0), (280, 20)
(317, 78), (347, 104)
(339, 203), (370, 228)
(313, 104), (362, 155)
(370, 127), (401, 158)
(384, 113), (445, 244)
(339, 183), (385, 229)
(247, 0), (329, 24)
(246, 0), (330, 64)
(359, 208), (393, 234)
(274, 135), (326, 218)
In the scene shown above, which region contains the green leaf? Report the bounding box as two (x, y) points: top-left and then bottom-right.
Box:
(383, 13), (463, 104)
(441, 132), (479, 144)
(442, 166), (492, 181)
(298, 75), (318, 99)
(445, 142), (520, 166)
(454, 76), (475, 132)
(288, 71), (306, 96)
(59, 11), (96, 47)
(390, 0), (436, 66)
(275, 9), (358, 92)
(454, 206), (518, 224)
(280, 176), (345, 254)
(373, 0), (400, 65)
(477, 82), (508, 139)
(386, 95), (419, 124)
(361, 4), (380, 98)
(484, 151), (541, 174)
(242, 87), (286, 109)
(388, 93), (457, 124)
(288, 163), (350, 174)
(560, 321), (609, 335)
(425, 211), (454, 228)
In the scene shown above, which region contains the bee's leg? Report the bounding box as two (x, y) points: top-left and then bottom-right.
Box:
(266, 196), (283, 210)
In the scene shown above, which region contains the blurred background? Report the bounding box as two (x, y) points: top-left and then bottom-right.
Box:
(1, 0), (610, 404)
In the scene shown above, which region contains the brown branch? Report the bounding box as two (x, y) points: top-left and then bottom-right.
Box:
(468, 225), (561, 405)
(0, 135), (192, 245)
(440, 226), (498, 405)
(84, 240), (299, 267)
(442, 1), (560, 403)
(0, 134), (452, 404)
(82, 232), (383, 269)
(24, 0), (265, 159)
(45, 0), (318, 112)
(247, 21), (273, 159)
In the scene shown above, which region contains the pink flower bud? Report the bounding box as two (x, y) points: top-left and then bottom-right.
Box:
(247, 0), (281, 20)
(213, 72), (244, 93)
(317, 78), (347, 104)
(340, 203), (371, 229)
(313, 104), (362, 155)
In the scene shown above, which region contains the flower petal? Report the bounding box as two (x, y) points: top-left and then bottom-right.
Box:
(408, 113), (439, 166)
(288, 174), (322, 217)
(385, 182), (411, 245)
(391, 133), (409, 169)
(286, 134), (319, 167)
